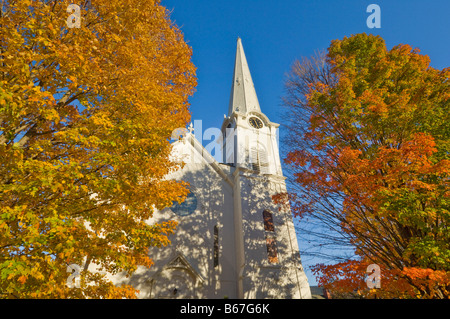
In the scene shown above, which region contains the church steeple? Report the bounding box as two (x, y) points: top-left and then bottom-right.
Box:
(222, 38), (282, 176)
(228, 38), (261, 116)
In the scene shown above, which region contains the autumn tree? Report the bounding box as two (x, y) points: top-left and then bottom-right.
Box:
(0, 0), (196, 298)
(279, 33), (449, 298)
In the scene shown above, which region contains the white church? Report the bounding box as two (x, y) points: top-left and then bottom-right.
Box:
(113, 38), (312, 299)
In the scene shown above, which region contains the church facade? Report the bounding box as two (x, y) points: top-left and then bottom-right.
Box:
(113, 38), (311, 299)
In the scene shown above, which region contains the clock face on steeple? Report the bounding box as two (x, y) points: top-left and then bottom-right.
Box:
(249, 117), (263, 129)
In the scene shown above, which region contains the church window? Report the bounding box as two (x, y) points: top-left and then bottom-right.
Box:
(263, 210), (278, 263)
(170, 191), (198, 217)
(266, 237), (278, 263)
(213, 225), (219, 268)
(263, 210), (274, 232)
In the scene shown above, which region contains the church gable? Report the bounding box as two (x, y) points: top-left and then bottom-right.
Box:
(166, 254), (205, 283)
(147, 253), (205, 299)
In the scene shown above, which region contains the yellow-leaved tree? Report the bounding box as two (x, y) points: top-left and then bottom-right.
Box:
(0, 0), (196, 298)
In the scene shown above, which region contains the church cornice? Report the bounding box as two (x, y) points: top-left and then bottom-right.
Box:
(232, 166), (286, 181)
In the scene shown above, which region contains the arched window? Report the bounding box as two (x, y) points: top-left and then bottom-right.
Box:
(265, 238), (278, 264)
(262, 210), (278, 263)
(263, 210), (274, 232)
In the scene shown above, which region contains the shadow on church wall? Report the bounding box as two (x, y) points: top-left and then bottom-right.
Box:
(111, 145), (310, 299)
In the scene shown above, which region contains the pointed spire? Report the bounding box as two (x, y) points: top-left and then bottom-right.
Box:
(228, 38), (261, 116)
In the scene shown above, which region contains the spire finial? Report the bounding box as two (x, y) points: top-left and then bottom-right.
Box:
(187, 122), (194, 134)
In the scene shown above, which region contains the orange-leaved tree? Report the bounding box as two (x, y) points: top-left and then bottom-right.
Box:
(0, 0), (196, 298)
(278, 33), (449, 298)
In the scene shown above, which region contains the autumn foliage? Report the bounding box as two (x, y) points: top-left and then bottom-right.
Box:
(280, 34), (449, 298)
(0, 0), (196, 298)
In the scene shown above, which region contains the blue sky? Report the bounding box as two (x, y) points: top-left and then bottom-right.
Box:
(163, 0), (449, 134)
(162, 0), (450, 286)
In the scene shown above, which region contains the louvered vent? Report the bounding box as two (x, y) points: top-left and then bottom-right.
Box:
(250, 146), (269, 174)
